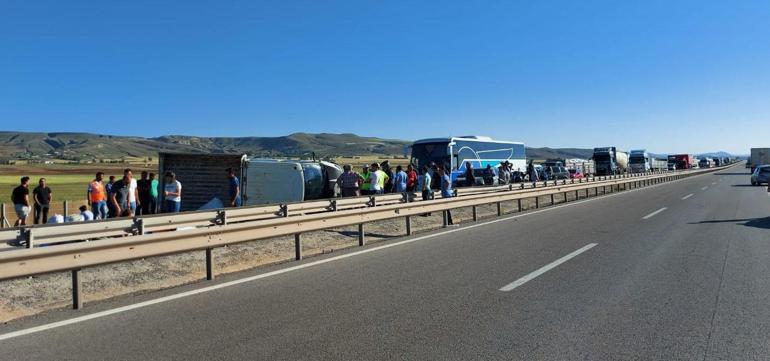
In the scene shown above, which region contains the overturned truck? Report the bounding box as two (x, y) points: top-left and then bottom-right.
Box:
(159, 153), (342, 211)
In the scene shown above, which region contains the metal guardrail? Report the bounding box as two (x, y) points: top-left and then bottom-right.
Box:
(0, 171), (666, 248)
(0, 165), (730, 310)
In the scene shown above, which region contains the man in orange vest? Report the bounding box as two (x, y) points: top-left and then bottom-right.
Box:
(87, 172), (108, 219)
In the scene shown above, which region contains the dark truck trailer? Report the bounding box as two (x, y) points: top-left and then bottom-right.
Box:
(158, 153), (247, 212)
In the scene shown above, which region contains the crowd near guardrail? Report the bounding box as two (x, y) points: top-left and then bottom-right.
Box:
(0, 165), (732, 310)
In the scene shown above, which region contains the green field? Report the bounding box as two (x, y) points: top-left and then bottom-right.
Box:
(1, 174), (93, 214)
(0, 164), (153, 216)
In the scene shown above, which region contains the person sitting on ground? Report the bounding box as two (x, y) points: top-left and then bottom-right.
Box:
(79, 205), (94, 221)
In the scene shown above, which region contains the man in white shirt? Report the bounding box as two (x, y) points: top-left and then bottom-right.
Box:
(369, 163), (381, 194)
(124, 168), (140, 215)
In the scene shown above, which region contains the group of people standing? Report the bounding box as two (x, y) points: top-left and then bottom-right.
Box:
(335, 161), (456, 224)
(9, 167), (241, 226)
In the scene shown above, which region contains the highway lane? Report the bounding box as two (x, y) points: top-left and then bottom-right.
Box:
(2, 165), (769, 360)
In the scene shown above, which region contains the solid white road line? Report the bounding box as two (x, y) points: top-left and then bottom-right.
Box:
(712, 182), (717, 185)
(702, 186), (709, 190)
(499, 243), (598, 292)
(642, 207), (668, 220)
(0, 171), (711, 342)
(681, 193), (694, 200)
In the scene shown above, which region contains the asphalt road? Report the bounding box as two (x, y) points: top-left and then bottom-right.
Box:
(2, 164), (769, 360)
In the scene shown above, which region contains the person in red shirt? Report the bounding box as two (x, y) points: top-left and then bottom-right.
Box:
(406, 164), (418, 192)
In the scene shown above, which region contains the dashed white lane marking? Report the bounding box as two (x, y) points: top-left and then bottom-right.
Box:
(499, 243), (598, 292)
(642, 207), (668, 220)
(681, 193), (694, 200)
(702, 186), (709, 190)
(711, 182), (716, 185)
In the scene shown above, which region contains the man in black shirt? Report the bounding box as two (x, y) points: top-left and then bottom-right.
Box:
(32, 177), (52, 224)
(136, 171), (152, 215)
(11, 177), (31, 226)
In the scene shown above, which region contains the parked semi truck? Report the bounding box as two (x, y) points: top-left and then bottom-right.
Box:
(158, 153), (342, 211)
(628, 149), (667, 173)
(749, 148), (770, 171)
(592, 147), (629, 175)
(667, 154), (696, 170)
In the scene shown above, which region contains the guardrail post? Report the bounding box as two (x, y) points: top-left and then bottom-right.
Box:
(72, 268), (83, 309)
(517, 199), (522, 212)
(535, 196), (540, 209)
(442, 210), (449, 228)
(136, 218), (145, 235)
(405, 216), (412, 235)
(63, 200), (69, 218)
(0, 203), (9, 228)
(575, 190), (579, 200)
(294, 234), (302, 260)
(472, 205), (478, 221)
(217, 209), (228, 225)
(279, 204), (288, 217)
(550, 194), (555, 205)
(25, 228), (34, 249)
(358, 224), (365, 246)
(206, 248), (214, 280)
(497, 202), (502, 216)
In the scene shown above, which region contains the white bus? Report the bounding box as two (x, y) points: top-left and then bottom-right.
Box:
(409, 136), (526, 185)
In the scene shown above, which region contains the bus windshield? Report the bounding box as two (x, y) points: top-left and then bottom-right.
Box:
(410, 142), (450, 168)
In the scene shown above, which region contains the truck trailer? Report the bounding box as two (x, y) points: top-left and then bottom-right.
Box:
(749, 148), (770, 171)
(628, 150), (667, 173)
(667, 154), (696, 170)
(592, 147), (629, 175)
(158, 153), (342, 211)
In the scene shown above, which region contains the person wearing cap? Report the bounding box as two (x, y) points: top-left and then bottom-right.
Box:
(227, 168), (241, 207)
(163, 171), (182, 213)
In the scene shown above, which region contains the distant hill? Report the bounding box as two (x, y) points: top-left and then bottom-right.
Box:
(0, 131), (734, 163)
(0, 131), (410, 161)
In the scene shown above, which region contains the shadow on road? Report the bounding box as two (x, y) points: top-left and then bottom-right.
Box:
(690, 217), (770, 230)
(714, 172), (751, 176)
(328, 229), (399, 239)
(731, 184), (763, 187)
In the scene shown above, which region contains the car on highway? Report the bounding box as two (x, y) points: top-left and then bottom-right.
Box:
(568, 169), (584, 179)
(543, 166), (570, 180)
(456, 168), (498, 186)
(750, 165), (770, 186)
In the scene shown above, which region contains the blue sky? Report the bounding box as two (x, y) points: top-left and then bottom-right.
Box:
(2, 1), (769, 154)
